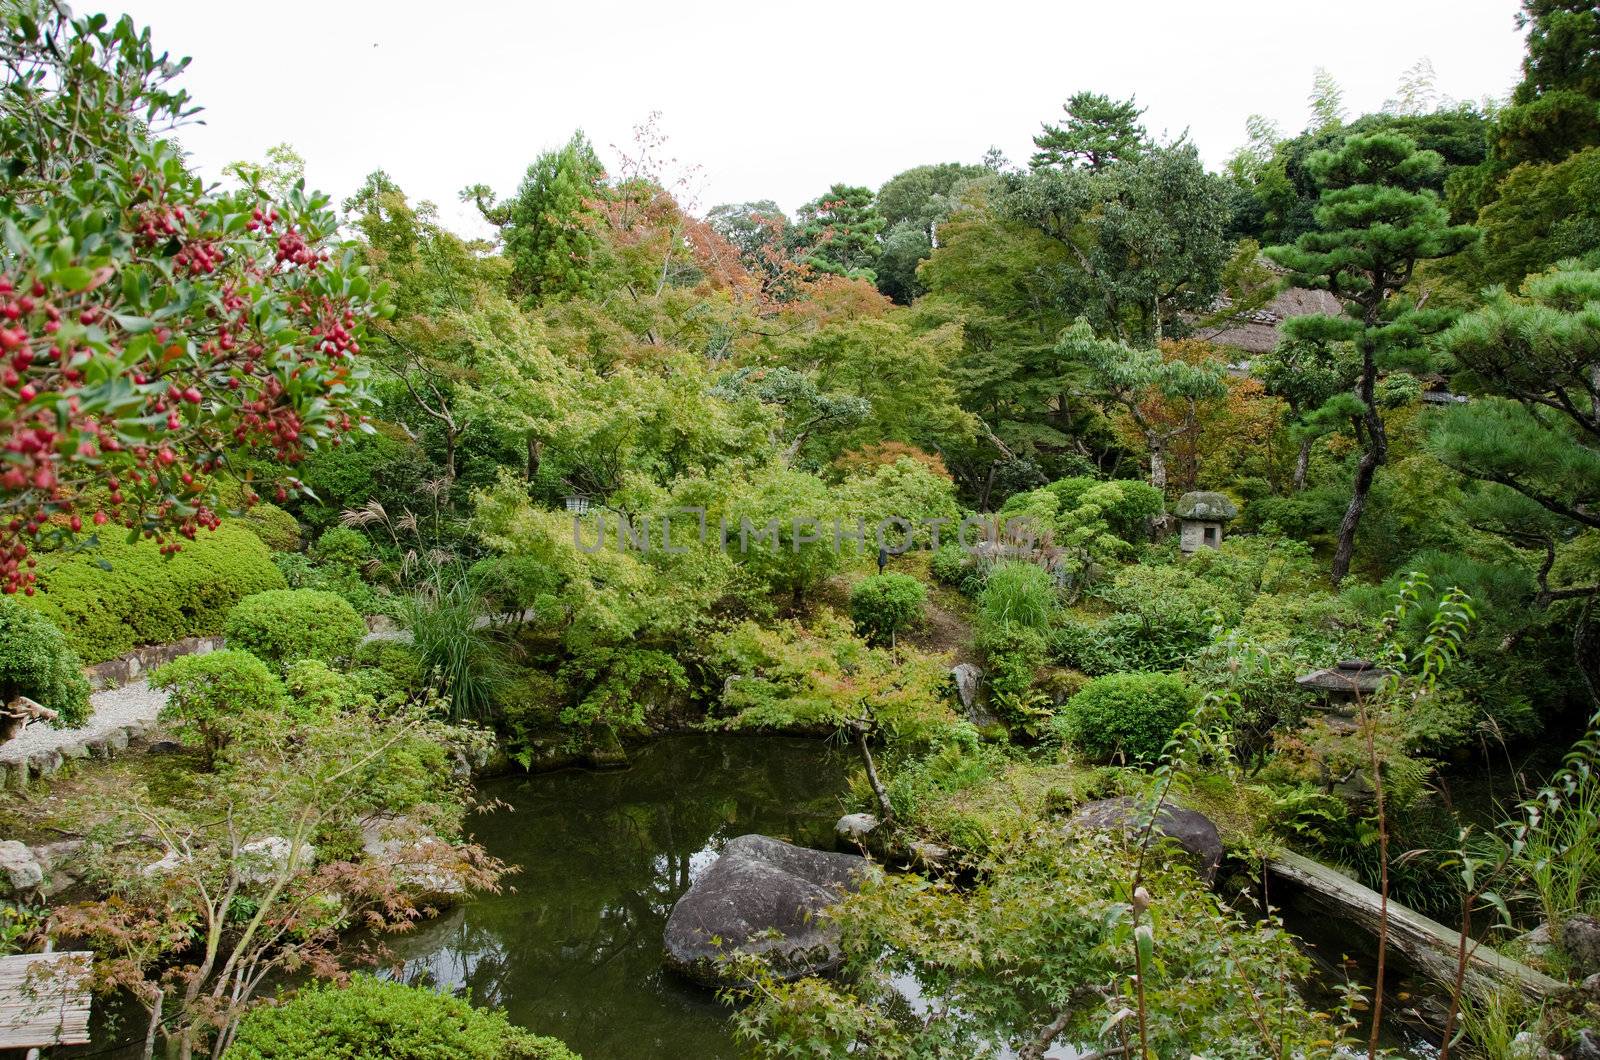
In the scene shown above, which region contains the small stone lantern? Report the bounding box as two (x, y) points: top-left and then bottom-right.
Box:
(1295, 658), (1395, 715)
(1174, 491), (1237, 554)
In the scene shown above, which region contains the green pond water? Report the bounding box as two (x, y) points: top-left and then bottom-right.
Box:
(390, 734), (852, 1059)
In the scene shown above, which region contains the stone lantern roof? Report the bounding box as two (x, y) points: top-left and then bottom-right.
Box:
(1295, 658), (1394, 696)
(1174, 491), (1237, 521)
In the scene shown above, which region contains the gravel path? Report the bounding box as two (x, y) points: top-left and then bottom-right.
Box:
(0, 681), (169, 767)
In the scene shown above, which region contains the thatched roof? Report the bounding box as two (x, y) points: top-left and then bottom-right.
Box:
(1198, 286), (1344, 356)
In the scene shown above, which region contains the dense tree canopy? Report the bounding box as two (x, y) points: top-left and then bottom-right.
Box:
(9, 7), (1600, 1060)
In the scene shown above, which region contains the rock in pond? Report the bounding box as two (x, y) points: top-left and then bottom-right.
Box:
(664, 834), (871, 987)
(1066, 797), (1223, 883)
(361, 815), (465, 901)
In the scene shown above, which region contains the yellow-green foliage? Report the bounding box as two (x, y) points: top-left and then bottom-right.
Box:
(711, 611), (957, 737)
(886, 749), (1109, 856)
(473, 472), (744, 650)
(235, 503), (302, 553)
(22, 524), (286, 663)
(834, 457), (964, 551)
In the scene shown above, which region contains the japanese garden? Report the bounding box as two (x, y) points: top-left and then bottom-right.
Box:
(5, 1), (1600, 1057)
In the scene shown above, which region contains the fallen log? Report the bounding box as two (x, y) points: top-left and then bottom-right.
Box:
(1267, 850), (1563, 1002)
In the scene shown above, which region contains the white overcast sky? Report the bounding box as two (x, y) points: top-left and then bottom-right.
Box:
(112, 0), (1528, 237)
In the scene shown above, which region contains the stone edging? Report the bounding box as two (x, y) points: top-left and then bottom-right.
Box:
(85, 636), (224, 691)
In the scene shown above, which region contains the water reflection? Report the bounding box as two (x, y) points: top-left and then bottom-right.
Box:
(390, 734), (851, 1059)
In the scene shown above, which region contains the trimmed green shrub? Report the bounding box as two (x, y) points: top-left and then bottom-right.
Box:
(849, 573), (926, 645)
(930, 542), (970, 587)
(236, 503), (302, 553)
(151, 649), (287, 767)
(226, 975), (579, 1060)
(352, 639), (425, 697)
(310, 526), (371, 570)
(21, 524), (285, 664)
(225, 589), (366, 668)
(0, 598), (90, 727)
(273, 551), (391, 620)
(1056, 671), (1194, 765)
(975, 623), (1049, 701)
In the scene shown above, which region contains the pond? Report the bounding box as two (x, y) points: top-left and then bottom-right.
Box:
(391, 734), (852, 1059)
(67, 733), (1449, 1057)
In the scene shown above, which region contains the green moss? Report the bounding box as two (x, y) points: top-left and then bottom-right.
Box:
(21, 524), (285, 663)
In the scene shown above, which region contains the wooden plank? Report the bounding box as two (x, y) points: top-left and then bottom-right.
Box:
(0, 951), (93, 1048)
(1268, 851), (1563, 1002)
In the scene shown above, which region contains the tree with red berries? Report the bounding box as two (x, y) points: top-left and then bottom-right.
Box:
(0, 3), (387, 594)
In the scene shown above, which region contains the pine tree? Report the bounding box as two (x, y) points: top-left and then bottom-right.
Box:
(1495, 1), (1600, 166)
(1030, 92), (1147, 172)
(796, 183), (885, 282)
(465, 130), (608, 306)
(1266, 132), (1478, 583)
(1431, 265), (1600, 691)
(1431, 266), (1600, 535)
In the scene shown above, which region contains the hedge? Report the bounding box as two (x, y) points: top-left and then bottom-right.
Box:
(227, 976), (580, 1060)
(21, 524), (286, 664)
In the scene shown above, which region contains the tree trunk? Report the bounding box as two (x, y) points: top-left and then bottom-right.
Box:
(526, 434), (541, 483)
(1293, 437), (1312, 492)
(1331, 351), (1388, 586)
(1146, 435), (1168, 493)
(853, 724), (894, 822)
(141, 991), (163, 1060)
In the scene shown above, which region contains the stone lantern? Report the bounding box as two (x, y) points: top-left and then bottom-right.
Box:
(1174, 491), (1237, 554)
(1295, 658), (1395, 715)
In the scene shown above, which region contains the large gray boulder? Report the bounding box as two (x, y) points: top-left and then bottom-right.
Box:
(236, 837), (314, 885)
(664, 834), (870, 987)
(0, 840), (42, 894)
(950, 663), (1001, 729)
(1565, 915), (1600, 977)
(361, 815), (465, 900)
(1067, 797), (1223, 883)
